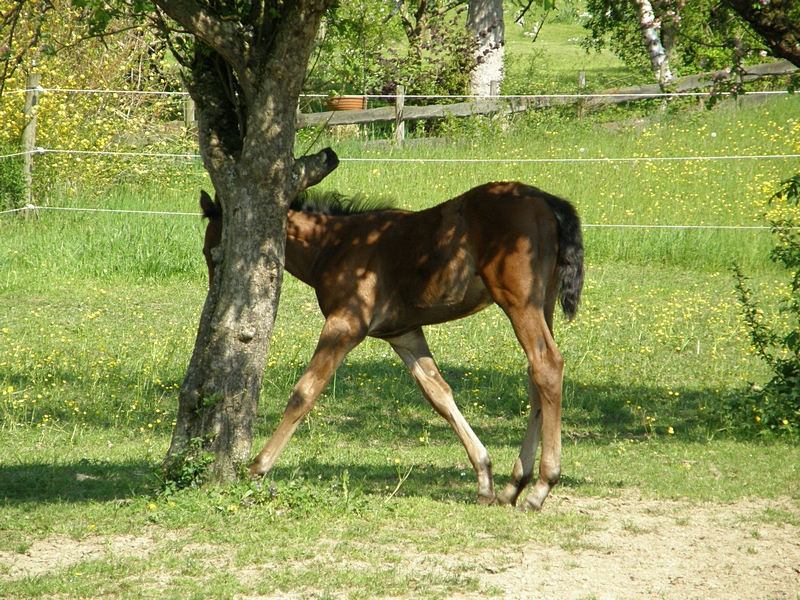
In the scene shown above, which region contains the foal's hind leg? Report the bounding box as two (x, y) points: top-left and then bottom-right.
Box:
(250, 312), (367, 477)
(387, 329), (495, 504)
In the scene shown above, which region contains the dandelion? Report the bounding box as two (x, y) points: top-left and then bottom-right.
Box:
(667, 426), (675, 435)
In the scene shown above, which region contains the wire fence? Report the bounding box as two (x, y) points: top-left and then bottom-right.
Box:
(8, 86), (795, 100)
(2, 82), (799, 232)
(4, 147), (800, 164)
(1, 198), (794, 232)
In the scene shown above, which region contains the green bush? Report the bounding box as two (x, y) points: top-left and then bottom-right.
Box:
(0, 140), (26, 211)
(733, 174), (800, 436)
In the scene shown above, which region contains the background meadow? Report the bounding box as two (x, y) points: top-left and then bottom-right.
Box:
(1, 89), (799, 597)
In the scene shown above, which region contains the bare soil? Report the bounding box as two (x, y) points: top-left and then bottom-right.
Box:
(463, 493), (800, 600)
(3, 494), (799, 599)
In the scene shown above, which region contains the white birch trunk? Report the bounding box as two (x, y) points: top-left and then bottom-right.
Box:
(467, 0), (505, 96)
(633, 0), (673, 86)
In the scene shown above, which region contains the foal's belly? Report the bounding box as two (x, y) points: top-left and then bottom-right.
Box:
(368, 276), (494, 339)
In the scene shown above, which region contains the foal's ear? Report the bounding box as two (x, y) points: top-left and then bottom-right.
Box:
(199, 190), (222, 220)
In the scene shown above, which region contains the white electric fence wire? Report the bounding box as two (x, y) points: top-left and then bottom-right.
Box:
(38, 88), (187, 96)
(8, 87), (791, 100)
(0, 151), (34, 159)
(2, 148), (799, 164)
(41, 149), (200, 159)
(3, 204), (796, 231)
(0, 205), (199, 217)
(338, 154), (800, 164)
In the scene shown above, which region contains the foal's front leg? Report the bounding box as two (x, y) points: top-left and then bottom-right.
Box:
(250, 313), (366, 477)
(495, 366), (542, 507)
(387, 329), (495, 505)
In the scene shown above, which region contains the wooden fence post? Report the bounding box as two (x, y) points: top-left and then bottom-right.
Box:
(490, 80), (500, 97)
(21, 72), (41, 207)
(184, 95), (196, 127)
(577, 71), (586, 119)
(395, 85), (405, 144)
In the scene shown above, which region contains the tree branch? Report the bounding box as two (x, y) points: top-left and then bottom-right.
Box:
(721, 0), (800, 68)
(153, 0), (247, 74)
(292, 147), (340, 194)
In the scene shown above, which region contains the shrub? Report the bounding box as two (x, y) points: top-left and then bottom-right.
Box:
(0, 140), (26, 211)
(733, 174), (800, 436)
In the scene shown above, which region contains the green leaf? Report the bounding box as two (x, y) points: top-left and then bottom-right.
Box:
(785, 331), (800, 352)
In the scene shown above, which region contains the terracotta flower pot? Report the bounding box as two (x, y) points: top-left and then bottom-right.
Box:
(325, 96), (367, 111)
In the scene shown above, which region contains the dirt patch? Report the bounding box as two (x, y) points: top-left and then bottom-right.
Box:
(3, 495), (799, 599)
(0, 534), (157, 580)
(458, 493), (800, 600)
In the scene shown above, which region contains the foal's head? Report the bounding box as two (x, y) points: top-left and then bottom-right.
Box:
(199, 190), (222, 287)
(199, 188), (395, 287)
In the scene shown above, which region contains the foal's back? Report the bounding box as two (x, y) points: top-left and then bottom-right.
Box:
(305, 182), (565, 339)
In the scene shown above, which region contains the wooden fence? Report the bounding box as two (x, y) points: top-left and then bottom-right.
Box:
(296, 61), (797, 142)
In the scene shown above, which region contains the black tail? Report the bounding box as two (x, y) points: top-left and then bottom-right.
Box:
(543, 194), (584, 321)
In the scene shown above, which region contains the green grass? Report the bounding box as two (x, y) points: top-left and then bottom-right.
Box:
(504, 8), (636, 92)
(1, 84), (799, 598)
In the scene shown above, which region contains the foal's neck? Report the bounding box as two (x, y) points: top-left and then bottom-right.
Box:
(284, 209), (334, 286)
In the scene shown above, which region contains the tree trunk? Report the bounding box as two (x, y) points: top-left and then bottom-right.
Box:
(632, 0), (673, 86)
(156, 0), (339, 483)
(467, 0), (504, 96)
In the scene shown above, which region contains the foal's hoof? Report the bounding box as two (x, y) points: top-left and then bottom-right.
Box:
(515, 498), (543, 513)
(477, 493), (496, 506)
(493, 488), (518, 507)
(248, 463), (266, 478)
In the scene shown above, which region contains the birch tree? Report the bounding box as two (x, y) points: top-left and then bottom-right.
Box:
(467, 0), (504, 95)
(632, 0), (673, 85)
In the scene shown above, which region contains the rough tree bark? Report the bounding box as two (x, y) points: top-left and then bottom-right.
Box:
(153, 0), (339, 482)
(721, 0), (800, 68)
(467, 0), (504, 95)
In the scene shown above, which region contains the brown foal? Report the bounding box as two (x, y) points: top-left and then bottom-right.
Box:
(200, 182), (583, 510)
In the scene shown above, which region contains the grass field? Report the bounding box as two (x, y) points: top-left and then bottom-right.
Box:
(503, 7), (636, 92)
(1, 75), (800, 597)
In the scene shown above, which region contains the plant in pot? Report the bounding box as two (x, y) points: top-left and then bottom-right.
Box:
(325, 89), (367, 111)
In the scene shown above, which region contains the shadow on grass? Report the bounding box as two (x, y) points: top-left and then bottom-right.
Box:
(0, 457), (156, 506)
(259, 359), (733, 445)
(266, 458), (605, 506)
(266, 455), (610, 507)
(1, 360), (736, 507)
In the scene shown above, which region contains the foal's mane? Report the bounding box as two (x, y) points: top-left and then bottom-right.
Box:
(291, 189), (395, 216)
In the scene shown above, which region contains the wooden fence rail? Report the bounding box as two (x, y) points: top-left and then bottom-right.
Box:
(296, 61), (797, 139)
